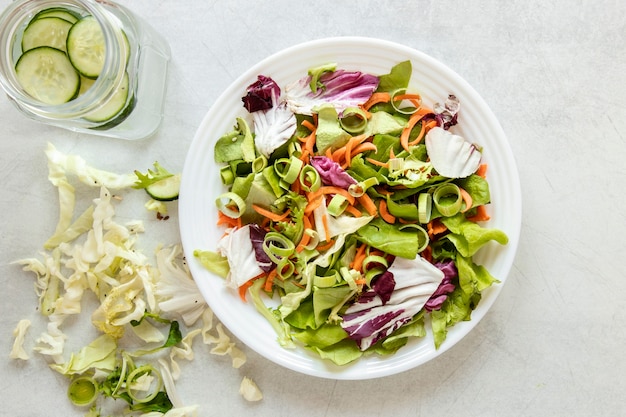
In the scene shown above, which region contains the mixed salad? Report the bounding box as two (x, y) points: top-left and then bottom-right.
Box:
(196, 61), (508, 366)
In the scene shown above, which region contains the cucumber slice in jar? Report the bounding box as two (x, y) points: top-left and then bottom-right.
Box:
(32, 7), (81, 24)
(21, 17), (73, 52)
(66, 16), (105, 78)
(15, 46), (80, 105)
(83, 71), (129, 122)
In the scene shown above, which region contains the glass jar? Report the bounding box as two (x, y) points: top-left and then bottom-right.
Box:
(0, 0), (171, 140)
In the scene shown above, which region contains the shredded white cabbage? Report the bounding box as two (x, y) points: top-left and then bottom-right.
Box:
(12, 145), (261, 412)
(239, 376), (263, 402)
(10, 319), (31, 360)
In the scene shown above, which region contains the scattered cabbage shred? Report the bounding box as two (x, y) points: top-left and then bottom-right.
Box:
(10, 144), (262, 415)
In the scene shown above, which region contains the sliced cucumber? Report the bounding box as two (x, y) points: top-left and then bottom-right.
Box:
(84, 71), (129, 122)
(22, 17), (73, 52)
(32, 7), (81, 24)
(15, 46), (80, 105)
(145, 174), (181, 201)
(67, 16), (105, 78)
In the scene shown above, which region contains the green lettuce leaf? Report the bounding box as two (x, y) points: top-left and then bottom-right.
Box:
(441, 213), (508, 257)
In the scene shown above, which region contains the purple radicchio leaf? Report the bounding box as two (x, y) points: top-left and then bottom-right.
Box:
(284, 70), (379, 116)
(424, 259), (458, 312)
(309, 156), (357, 189)
(242, 75), (281, 113)
(340, 256), (445, 350)
(248, 223), (274, 272)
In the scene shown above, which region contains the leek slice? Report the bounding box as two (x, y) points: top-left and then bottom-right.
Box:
(216, 192), (246, 219)
(433, 183), (463, 217)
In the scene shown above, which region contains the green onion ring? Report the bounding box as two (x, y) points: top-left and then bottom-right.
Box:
(327, 194), (349, 216)
(349, 177), (379, 197)
(433, 183), (463, 217)
(417, 192), (433, 224)
(219, 165), (235, 186)
(362, 254), (389, 274)
(364, 266), (386, 286)
(263, 232), (295, 263)
(252, 155), (268, 173)
(299, 164), (321, 192)
(216, 192), (246, 219)
(399, 224), (429, 253)
(314, 273), (338, 288)
(390, 88), (420, 115)
(276, 257), (295, 280)
(126, 365), (163, 404)
(303, 229), (319, 250)
(274, 156), (303, 184)
(68, 376), (99, 407)
(339, 106), (369, 134)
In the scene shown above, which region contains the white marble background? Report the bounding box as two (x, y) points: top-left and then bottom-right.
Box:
(1, 0), (625, 416)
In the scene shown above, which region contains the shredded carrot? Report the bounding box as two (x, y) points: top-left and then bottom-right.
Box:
(347, 143), (377, 167)
(427, 219), (448, 237)
(301, 119), (316, 132)
(307, 186), (356, 206)
(476, 163), (488, 178)
(238, 272), (265, 302)
(389, 147), (396, 160)
(217, 211), (242, 229)
(378, 199), (396, 224)
(421, 245), (433, 263)
(264, 268), (278, 292)
(365, 157), (388, 168)
(296, 215), (313, 252)
(252, 204), (291, 222)
(343, 204), (363, 218)
(459, 188), (473, 213)
(357, 193), (378, 216)
(411, 119), (437, 146)
(354, 278), (367, 286)
(392, 93), (422, 110)
(400, 108), (431, 152)
(321, 213), (331, 242)
(316, 239), (335, 251)
(361, 92), (390, 111)
(467, 205), (491, 222)
(351, 243), (368, 271)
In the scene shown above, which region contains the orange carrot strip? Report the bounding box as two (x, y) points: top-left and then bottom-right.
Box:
(301, 119), (316, 132)
(307, 186), (356, 205)
(351, 243), (368, 271)
(467, 205), (491, 222)
(357, 193), (378, 216)
(316, 239), (335, 251)
(343, 204), (363, 218)
(476, 163), (488, 178)
(238, 272), (265, 302)
(321, 214), (331, 242)
(459, 188), (473, 213)
(252, 204), (291, 222)
(264, 268), (278, 292)
(296, 218), (312, 252)
(400, 110), (428, 152)
(350, 142), (377, 158)
(365, 157), (389, 168)
(427, 219), (447, 237)
(408, 119), (437, 147)
(378, 199), (396, 224)
(361, 92), (391, 111)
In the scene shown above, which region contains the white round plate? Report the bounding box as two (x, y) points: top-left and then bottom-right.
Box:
(179, 37), (521, 380)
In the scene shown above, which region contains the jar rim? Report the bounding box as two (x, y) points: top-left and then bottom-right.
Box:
(0, 0), (128, 119)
